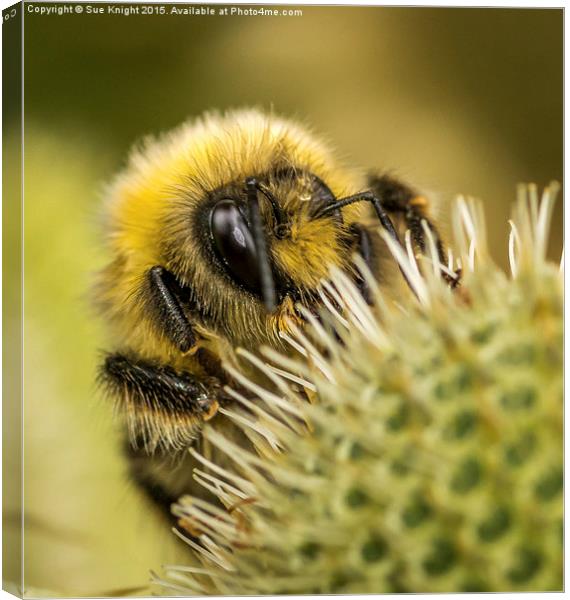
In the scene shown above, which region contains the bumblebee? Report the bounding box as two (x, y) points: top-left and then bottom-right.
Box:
(96, 108), (451, 514)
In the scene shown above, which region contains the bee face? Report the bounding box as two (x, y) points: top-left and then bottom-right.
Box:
(102, 113), (365, 353)
(150, 184), (351, 358)
(163, 167), (358, 338)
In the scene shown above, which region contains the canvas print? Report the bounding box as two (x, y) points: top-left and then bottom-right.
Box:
(2, 2), (563, 597)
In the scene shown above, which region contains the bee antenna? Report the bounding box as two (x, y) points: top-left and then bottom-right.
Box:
(246, 178), (277, 312)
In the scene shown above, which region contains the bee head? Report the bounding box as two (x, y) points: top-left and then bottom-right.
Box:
(98, 109), (367, 355)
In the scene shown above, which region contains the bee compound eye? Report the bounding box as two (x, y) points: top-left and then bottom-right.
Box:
(210, 199), (263, 294)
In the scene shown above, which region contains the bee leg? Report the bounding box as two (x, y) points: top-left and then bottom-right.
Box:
(367, 173), (461, 287)
(99, 352), (227, 453)
(349, 223), (375, 304)
(146, 265), (197, 353)
(367, 173), (446, 261)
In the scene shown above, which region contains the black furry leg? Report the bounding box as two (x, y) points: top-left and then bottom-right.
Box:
(98, 352), (229, 453)
(146, 266), (196, 353)
(100, 352), (220, 417)
(367, 173), (447, 266)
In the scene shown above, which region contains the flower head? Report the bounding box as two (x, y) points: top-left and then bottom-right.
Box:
(156, 184), (562, 594)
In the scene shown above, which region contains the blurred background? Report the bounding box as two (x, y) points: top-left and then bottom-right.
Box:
(5, 4), (562, 596)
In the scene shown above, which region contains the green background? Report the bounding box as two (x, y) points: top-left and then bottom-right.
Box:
(6, 3), (563, 596)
